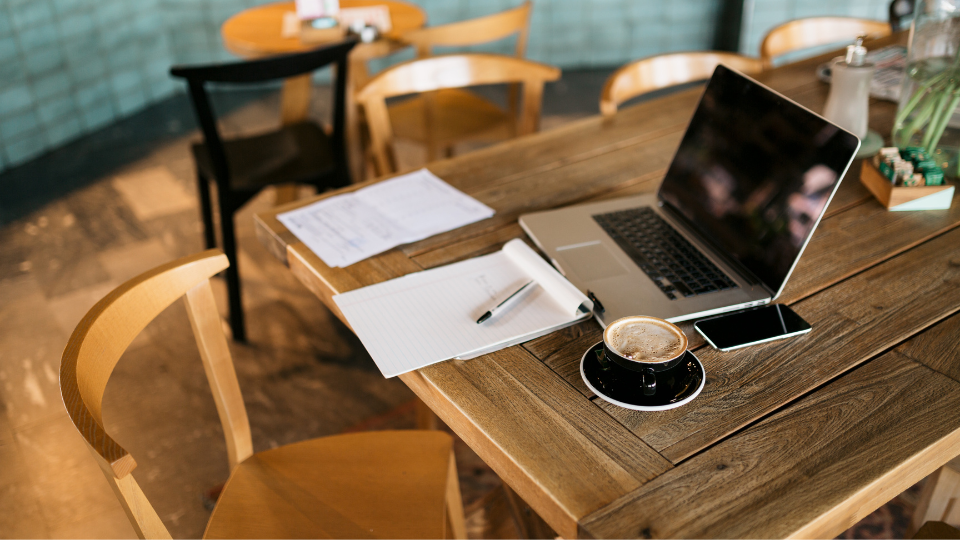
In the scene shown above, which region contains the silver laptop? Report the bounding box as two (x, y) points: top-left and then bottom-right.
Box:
(519, 65), (860, 327)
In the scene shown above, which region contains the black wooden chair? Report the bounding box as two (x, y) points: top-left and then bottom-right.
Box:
(170, 39), (356, 342)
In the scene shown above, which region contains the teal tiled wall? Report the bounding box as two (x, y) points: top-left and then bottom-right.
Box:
(401, 0), (724, 67)
(0, 0), (271, 173)
(738, 0), (891, 59)
(0, 0), (892, 174)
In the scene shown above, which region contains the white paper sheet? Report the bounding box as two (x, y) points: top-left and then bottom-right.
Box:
(277, 169), (494, 268)
(333, 239), (593, 378)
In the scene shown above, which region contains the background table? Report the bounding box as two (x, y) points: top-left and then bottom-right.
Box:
(255, 33), (960, 539)
(221, 0), (426, 177)
(221, 0), (426, 57)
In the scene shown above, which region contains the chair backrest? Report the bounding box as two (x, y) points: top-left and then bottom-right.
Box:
(355, 53), (561, 175)
(60, 250), (251, 539)
(760, 17), (891, 68)
(889, 0), (915, 32)
(401, 1), (533, 59)
(599, 51), (764, 116)
(169, 39), (357, 190)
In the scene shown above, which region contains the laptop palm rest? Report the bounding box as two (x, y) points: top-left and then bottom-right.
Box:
(557, 242), (629, 282)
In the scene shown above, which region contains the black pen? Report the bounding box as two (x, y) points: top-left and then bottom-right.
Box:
(477, 281), (536, 324)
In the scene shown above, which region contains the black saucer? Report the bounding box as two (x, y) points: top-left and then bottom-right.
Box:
(580, 341), (705, 411)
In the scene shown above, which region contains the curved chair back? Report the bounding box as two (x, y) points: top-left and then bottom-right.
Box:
(356, 53), (560, 174)
(60, 250), (250, 539)
(600, 51), (764, 116)
(169, 39), (357, 195)
(401, 1), (532, 59)
(760, 17), (891, 68)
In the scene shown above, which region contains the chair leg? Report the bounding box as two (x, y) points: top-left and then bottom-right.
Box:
(502, 483), (556, 539)
(197, 172), (216, 250)
(273, 184), (299, 206)
(445, 448), (467, 540)
(218, 205), (246, 343)
(416, 397), (441, 430)
(914, 460), (960, 533)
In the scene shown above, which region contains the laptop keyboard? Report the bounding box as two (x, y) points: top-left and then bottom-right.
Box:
(592, 207), (739, 300)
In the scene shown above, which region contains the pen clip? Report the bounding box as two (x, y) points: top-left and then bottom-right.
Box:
(587, 290), (604, 313)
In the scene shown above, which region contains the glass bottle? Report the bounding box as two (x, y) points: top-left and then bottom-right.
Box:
(892, 0), (960, 175)
(824, 38), (875, 140)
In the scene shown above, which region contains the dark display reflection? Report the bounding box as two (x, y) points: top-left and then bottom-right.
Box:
(659, 66), (860, 293)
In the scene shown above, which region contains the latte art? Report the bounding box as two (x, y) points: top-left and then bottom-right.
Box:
(604, 317), (686, 363)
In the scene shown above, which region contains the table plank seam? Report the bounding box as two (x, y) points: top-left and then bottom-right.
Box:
(439, 120), (686, 192)
(779, 201), (960, 306)
(512, 347), (672, 474)
(579, 348), (960, 539)
(822, 191), (872, 219)
(663, 303), (960, 468)
(905, 350), (960, 388)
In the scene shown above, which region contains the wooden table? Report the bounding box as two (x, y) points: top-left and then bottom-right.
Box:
(254, 34), (960, 538)
(221, 0), (426, 177)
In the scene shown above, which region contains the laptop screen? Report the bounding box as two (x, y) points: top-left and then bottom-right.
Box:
(658, 65), (860, 296)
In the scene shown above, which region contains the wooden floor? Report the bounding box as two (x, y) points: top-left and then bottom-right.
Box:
(0, 73), (924, 539)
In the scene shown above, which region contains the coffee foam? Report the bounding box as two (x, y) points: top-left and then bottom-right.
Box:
(605, 317), (685, 363)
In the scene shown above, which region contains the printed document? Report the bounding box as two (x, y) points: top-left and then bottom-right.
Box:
(277, 169), (494, 268)
(333, 239), (593, 378)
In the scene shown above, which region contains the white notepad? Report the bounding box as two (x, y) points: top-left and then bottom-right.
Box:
(333, 239), (594, 378)
(277, 169), (494, 268)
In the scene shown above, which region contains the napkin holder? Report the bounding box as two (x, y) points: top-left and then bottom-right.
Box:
(860, 160), (955, 211)
(300, 18), (346, 43)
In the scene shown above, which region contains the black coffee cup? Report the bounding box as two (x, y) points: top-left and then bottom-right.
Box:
(602, 316), (688, 396)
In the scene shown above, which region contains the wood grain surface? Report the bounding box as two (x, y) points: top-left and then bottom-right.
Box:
(598, 225), (960, 463)
(585, 304), (960, 538)
(897, 287), (960, 383)
(581, 311), (960, 539)
(404, 345), (672, 539)
(250, 32), (960, 538)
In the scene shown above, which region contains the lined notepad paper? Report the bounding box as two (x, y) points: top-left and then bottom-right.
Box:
(334, 240), (593, 378)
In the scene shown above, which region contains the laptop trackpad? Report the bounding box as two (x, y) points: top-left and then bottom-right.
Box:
(558, 242), (629, 281)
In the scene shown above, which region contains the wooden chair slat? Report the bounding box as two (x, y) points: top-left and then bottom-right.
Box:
(60, 249), (466, 539)
(600, 51), (764, 116)
(61, 250), (230, 477)
(760, 17), (891, 68)
(356, 53), (560, 175)
(401, 1), (532, 57)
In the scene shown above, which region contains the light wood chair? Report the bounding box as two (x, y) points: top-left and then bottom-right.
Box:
(760, 17), (891, 69)
(385, 2), (533, 163)
(913, 457), (960, 534)
(59, 249), (466, 539)
(599, 51), (764, 116)
(357, 53), (560, 175)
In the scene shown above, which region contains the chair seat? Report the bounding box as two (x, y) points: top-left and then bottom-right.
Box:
(388, 89), (514, 146)
(204, 430), (455, 539)
(191, 121), (337, 193)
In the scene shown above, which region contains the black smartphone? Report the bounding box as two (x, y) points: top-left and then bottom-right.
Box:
(694, 304), (812, 351)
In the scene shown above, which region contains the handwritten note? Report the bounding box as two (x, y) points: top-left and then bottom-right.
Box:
(277, 169), (494, 268)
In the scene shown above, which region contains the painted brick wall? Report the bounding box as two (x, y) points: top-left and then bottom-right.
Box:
(739, 0), (891, 59)
(0, 0), (175, 170)
(0, 0), (892, 174)
(388, 0), (724, 68)
(0, 0), (270, 174)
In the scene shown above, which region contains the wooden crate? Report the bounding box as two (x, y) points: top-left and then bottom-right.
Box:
(860, 160), (955, 211)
